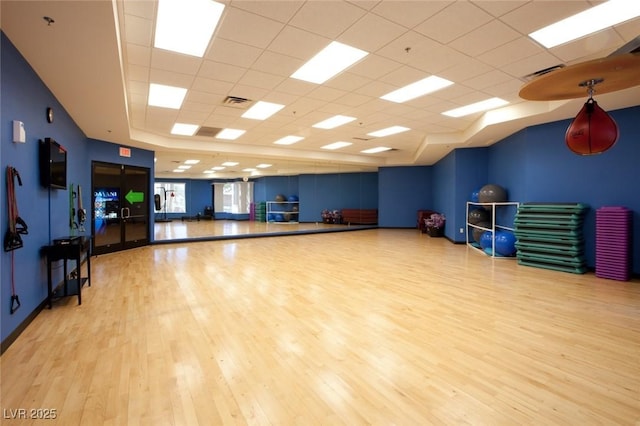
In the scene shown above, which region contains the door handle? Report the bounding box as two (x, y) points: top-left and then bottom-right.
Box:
(121, 207), (130, 219)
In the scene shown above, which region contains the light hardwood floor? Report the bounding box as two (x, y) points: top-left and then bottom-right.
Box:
(2, 229), (639, 425)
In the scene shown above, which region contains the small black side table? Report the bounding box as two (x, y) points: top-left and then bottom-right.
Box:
(42, 236), (91, 308)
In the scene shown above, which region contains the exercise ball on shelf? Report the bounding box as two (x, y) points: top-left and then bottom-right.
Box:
(468, 208), (490, 224)
(275, 213), (285, 222)
(470, 188), (480, 203)
(275, 194), (287, 202)
(473, 222), (490, 243)
(478, 184), (507, 208)
(494, 230), (517, 256)
(479, 230), (494, 250)
(288, 195), (299, 202)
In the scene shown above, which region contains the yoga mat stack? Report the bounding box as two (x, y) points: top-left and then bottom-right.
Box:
(595, 206), (632, 281)
(514, 203), (589, 274)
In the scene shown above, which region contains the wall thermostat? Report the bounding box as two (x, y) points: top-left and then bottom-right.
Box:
(12, 120), (26, 143)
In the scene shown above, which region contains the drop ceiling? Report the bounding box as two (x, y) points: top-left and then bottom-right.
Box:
(2, 0), (639, 179)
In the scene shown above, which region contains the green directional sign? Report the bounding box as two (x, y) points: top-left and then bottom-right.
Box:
(125, 189), (144, 204)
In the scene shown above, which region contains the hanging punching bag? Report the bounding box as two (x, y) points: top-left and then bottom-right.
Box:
(565, 98), (619, 155)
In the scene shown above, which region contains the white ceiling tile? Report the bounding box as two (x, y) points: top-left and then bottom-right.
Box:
(288, 1), (366, 38)
(185, 90), (225, 107)
(449, 20), (521, 57)
(550, 29), (626, 63)
(123, 1), (156, 20)
(338, 13), (407, 52)
(324, 72), (372, 92)
(614, 19), (640, 43)
(237, 70), (285, 91)
(148, 69), (194, 88)
(126, 43), (151, 66)
(181, 101), (214, 114)
(177, 110), (210, 123)
(151, 49), (203, 75)
(348, 54), (402, 80)
(414, 2), (493, 44)
(482, 79), (524, 98)
(376, 31), (441, 64)
(355, 80), (398, 98)
(308, 86), (348, 102)
(438, 58), (493, 83)
(267, 26), (330, 61)
(378, 66), (430, 87)
(191, 78), (234, 96)
(500, 1), (592, 36)
(127, 80), (148, 96)
(216, 7), (285, 49)
(127, 64), (150, 82)
(335, 92), (373, 108)
(461, 69), (513, 91)
(206, 37), (263, 68)
(409, 45), (470, 75)
(471, 1), (527, 18)
(477, 37), (545, 69)
(123, 13), (153, 46)
(273, 79), (316, 96)
(199, 61), (247, 83)
(229, 1), (303, 23)
(252, 51), (304, 78)
(370, 1), (451, 29)
(501, 51), (565, 80)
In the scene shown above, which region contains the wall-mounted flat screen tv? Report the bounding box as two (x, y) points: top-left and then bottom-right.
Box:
(39, 138), (67, 190)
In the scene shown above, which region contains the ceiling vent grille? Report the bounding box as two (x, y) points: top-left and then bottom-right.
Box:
(522, 64), (565, 81)
(223, 96), (252, 108)
(196, 126), (223, 138)
(353, 137), (371, 141)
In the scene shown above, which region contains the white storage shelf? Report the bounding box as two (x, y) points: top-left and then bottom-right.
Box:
(266, 201), (299, 224)
(466, 201), (519, 258)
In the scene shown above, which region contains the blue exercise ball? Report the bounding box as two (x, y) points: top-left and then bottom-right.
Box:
(494, 230), (517, 256)
(275, 213), (285, 222)
(470, 189), (480, 203)
(479, 230), (494, 250)
(288, 195), (299, 202)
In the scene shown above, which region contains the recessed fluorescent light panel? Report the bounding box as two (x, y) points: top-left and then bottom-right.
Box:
(291, 41), (369, 84)
(203, 170), (215, 174)
(221, 161), (239, 166)
(273, 135), (304, 145)
(216, 129), (246, 140)
(256, 164), (272, 168)
(178, 165), (191, 170)
(529, 0), (640, 49)
(312, 115), (356, 130)
(241, 101), (285, 120)
(367, 126), (410, 137)
(171, 123), (199, 136)
(381, 76), (453, 103)
(154, 0), (225, 57)
(172, 169), (185, 173)
(442, 98), (509, 118)
(242, 168), (257, 172)
(361, 147), (392, 154)
(211, 166), (226, 170)
(148, 83), (187, 109)
(321, 141), (352, 150)
(184, 159), (200, 165)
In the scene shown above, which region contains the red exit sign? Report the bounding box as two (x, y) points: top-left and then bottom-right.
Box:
(119, 147), (131, 158)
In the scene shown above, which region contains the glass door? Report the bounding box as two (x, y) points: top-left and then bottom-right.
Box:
(92, 162), (149, 255)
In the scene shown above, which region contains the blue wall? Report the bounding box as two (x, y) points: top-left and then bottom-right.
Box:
(298, 172), (378, 222)
(378, 166), (431, 227)
(1, 33), (154, 347)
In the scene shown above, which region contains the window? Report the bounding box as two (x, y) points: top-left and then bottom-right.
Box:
(214, 181), (253, 214)
(154, 182), (186, 213)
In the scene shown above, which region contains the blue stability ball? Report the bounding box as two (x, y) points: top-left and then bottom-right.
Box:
(471, 189), (480, 203)
(468, 208), (490, 225)
(479, 230), (494, 250)
(275, 213), (285, 222)
(288, 195), (299, 202)
(494, 230), (517, 256)
(478, 184), (507, 206)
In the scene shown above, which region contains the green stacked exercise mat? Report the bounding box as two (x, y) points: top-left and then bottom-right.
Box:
(514, 203), (589, 274)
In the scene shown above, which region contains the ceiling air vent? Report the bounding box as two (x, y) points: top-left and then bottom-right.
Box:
(196, 126), (223, 138)
(522, 64), (565, 81)
(353, 137), (371, 141)
(222, 96), (252, 108)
